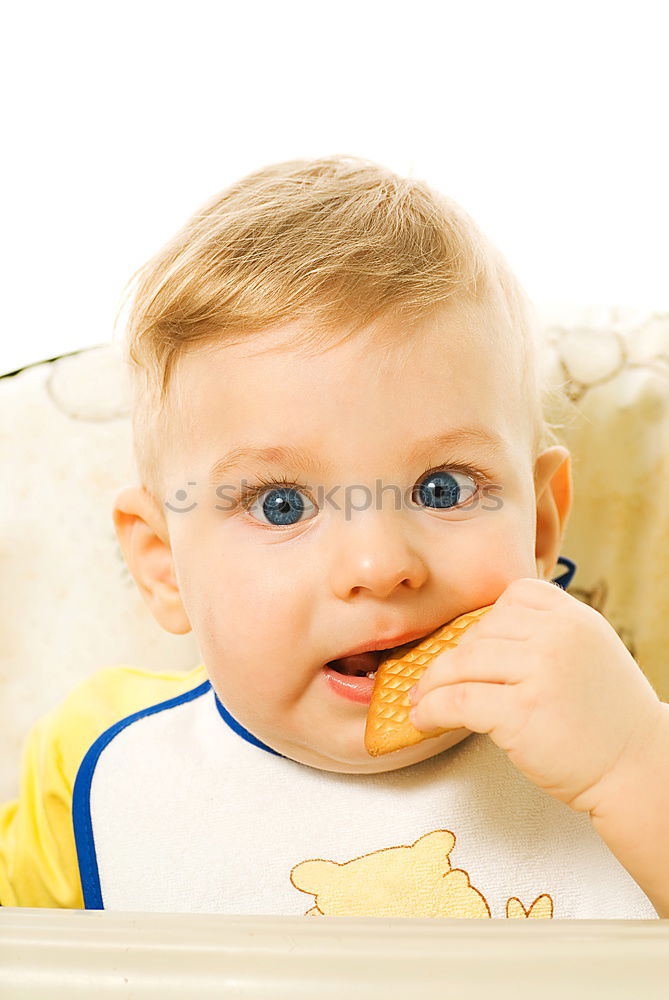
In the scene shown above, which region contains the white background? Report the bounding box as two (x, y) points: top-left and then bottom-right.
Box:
(1, 0), (667, 376)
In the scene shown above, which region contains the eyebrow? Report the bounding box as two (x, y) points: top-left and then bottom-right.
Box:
(207, 427), (506, 483)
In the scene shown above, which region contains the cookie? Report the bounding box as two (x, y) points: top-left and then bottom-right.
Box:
(364, 605), (494, 757)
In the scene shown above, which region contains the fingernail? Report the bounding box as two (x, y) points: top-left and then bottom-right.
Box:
(409, 707), (418, 726)
(408, 684), (418, 704)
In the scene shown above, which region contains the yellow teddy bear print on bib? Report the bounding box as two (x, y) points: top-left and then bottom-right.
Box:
(290, 829), (553, 919)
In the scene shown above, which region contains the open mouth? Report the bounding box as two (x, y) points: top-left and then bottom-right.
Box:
(323, 642), (422, 704)
(325, 631), (433, 679)
(325, 650), (385, 679)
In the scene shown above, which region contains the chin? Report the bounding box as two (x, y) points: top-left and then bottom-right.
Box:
(279, 728), (472, 774)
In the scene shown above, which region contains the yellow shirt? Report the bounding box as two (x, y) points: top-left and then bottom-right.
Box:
(0, 663), (206, 908)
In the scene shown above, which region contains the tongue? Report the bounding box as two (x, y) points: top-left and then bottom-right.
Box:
(330, 652), (381, 676)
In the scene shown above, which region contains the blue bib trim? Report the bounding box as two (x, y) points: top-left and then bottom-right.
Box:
(213, 695), (286, 758)
(72, 679), (212, 909)
(552, 555), (577, 590)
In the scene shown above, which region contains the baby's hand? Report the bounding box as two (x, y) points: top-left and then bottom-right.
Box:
(408, 578), (663, 813)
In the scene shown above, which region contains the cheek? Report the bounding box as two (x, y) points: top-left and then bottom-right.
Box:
(193, 552), (316, 699)
(179, 532), (296, 621)
(484, 504), (539, 586)
(442, 503), (536, 602)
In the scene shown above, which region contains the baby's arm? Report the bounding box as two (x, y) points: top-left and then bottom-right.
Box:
(586, 701), (669, 919)
(408, 577), (668, 916)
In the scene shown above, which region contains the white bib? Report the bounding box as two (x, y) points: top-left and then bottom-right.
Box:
(72, 680), (657, 918)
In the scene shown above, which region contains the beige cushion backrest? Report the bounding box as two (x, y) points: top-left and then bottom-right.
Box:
(1, 307), (668, 800)
(0, 344), (199, 800)
(539, 306), (669, 705)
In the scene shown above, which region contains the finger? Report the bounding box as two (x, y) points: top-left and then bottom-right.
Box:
(455, 604), (548, 648)
(409, 680), (518, 738)
(412, 638), (526, 699)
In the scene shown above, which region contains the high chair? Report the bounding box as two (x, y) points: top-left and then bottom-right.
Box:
(1, 304), (668, 996)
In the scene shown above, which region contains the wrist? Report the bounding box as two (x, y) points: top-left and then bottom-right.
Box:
(588, 700), (669, 822)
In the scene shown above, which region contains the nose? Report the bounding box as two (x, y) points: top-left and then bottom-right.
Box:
(329, 508), (429, 600)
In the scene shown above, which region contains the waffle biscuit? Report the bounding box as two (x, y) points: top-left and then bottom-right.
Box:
(364, 605), (495, 757)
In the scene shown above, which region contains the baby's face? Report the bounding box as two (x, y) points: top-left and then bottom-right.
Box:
(157, 299), (557, 773)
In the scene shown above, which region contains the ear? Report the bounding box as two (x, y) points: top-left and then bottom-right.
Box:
(112, 485), (191, 634)
(533, 446), (573, 581)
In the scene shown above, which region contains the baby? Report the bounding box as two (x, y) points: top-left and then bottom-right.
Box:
(1, 155), (668, 918)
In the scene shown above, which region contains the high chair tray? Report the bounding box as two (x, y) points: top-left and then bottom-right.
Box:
(1, 908), (667, 998)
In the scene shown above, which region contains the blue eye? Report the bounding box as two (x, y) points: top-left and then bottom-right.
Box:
(240, 463), (488, 528)
(414, 468), (478, 510)
(246, 484), (317, 527)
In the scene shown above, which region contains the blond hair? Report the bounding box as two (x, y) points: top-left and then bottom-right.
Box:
(114, 154), (567, 501)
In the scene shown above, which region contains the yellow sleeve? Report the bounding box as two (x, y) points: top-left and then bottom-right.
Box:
(0, 662), (207, 908)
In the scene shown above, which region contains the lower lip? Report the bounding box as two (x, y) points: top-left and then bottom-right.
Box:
(322, 665), (376, 703)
